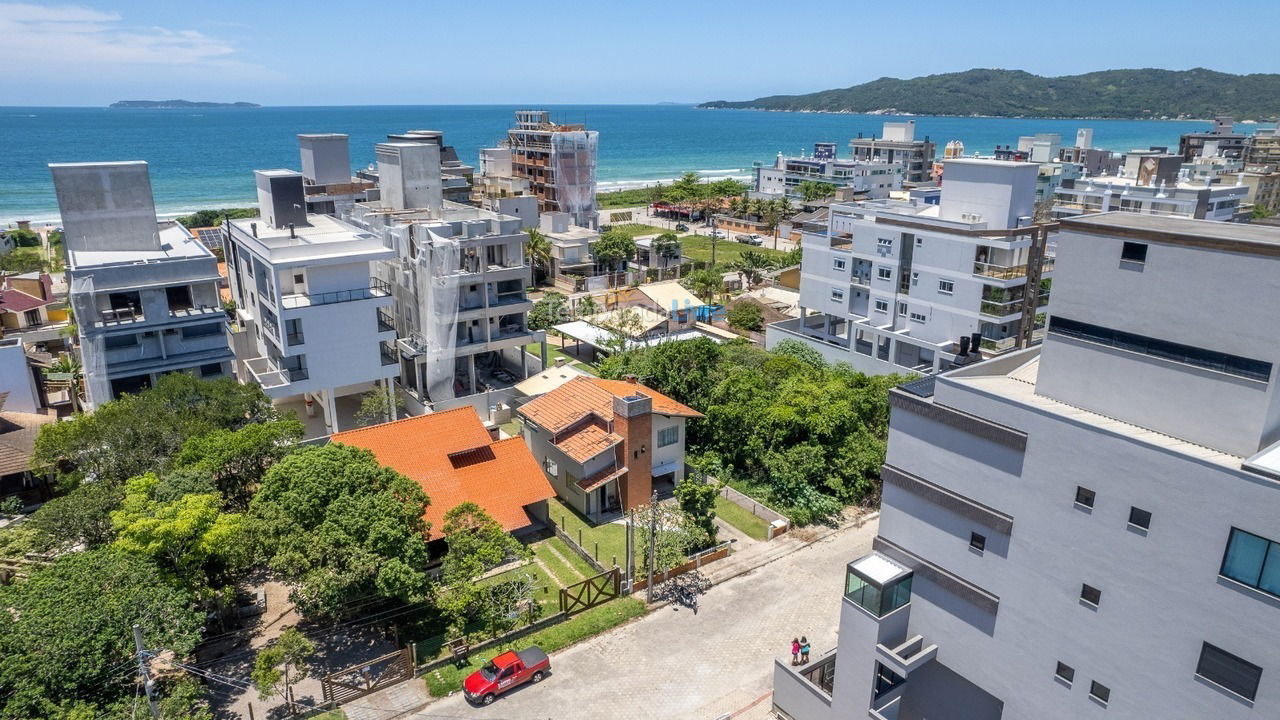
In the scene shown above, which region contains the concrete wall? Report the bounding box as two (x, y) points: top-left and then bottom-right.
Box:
(376, 142), (443, 212)
(0, 341), (39, 413)
(299, 134), (351, 186)
(50, 161), (160, 253)
(938, 160), (1037, 229)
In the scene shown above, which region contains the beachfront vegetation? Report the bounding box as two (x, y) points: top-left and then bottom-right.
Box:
(597, 172), (749, 209)
(599, 337), (907, 524)
(591, 229), (637, 271)
(175, 207), (258, 228)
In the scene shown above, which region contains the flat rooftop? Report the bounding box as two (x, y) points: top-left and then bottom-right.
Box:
(1061, 212), (1280, 256)
(229, 213), (391, 263)
(68, 222), (212, 269)
(1069, 174), (1243, 191)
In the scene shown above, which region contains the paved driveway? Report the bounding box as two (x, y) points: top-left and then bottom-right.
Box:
(401, 518), (876, 720)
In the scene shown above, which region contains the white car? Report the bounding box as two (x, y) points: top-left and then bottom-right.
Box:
(708, 229), (726, 239)
(737, 233), (764, 245)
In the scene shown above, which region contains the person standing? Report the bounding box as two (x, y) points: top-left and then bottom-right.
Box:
(791, 637), (800, 666)
(800, 636), (810, 664)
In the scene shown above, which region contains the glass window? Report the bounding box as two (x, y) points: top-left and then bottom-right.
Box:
(970, 532), (986, 552)
(657, 426), (679, 447)
(1089, 681), (1110, 704)
(104, 334), (138, 349)
(844, 571), (882, 615)
(874, 300), (889, 313)
(938, 279), (954, 294)
(1221, 527), (1280, 596)
(1055, 662), (1075, 685)
(833, 258), (847, 271)
(830, 288), (845, 302)
(877, 267), (893, 280)
(873, 662), (905, 699)
(1075, 486), (1096, 508)
(1196, 642), (1262, 701)
(1128, 506), (1152, 530)
(1121, 241), (1148, 263)
(1080, 584), (1102, 606)
(182, 323), (223, 340)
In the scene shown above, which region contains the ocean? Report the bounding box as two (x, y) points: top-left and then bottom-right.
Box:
(0, 104), (1234, 225)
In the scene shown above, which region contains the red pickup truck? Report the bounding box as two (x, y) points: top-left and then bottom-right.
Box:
(463, 646), (550, 705)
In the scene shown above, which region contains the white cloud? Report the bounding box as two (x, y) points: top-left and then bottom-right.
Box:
(0, 3), (266, 74)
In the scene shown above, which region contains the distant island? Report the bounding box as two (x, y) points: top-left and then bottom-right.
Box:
(109, 100), (261, 109)
(699, 68), (1280, 121)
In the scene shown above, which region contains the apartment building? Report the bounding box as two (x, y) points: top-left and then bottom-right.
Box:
(850, 121), (937, 184)
(537, 211), (597, 282)
(1178, 115), (1248, 161)
(766, 159), (1053, 376)
(342, 140), (537, 410)
(51, 161), (232, 408)
(221, 169), (399, 435)
(1053, 153), (1249, 222)
(754, 143), (904, 200)
(772, 212), (1280, 720)
(494, 110), (598, 227)
(297, 133), (375, 216)
(1245, 126), (1280, 166)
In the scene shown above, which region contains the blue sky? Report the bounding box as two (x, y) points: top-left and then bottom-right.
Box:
(3, 0), (1279, 106)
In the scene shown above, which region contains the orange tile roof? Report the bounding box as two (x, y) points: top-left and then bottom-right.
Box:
(555, 420), (622, 463)
(331, 407), (554, 533)
(516, 376), (702, 435)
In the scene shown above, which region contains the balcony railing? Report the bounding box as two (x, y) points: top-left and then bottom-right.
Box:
(376, 308), (395, 333)
(281, 278), (391, 309)
(973, 261), (1028, 279)
(168, 305), (223, 319)
(287, 331), (305, 346)
(380, 341), (398, 366)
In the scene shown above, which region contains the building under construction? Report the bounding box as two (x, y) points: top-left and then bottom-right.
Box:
(503, 110), (599, 228)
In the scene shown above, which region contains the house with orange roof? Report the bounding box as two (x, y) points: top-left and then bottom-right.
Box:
(516, 375), (703, 521)
(330, 406), (555, 537)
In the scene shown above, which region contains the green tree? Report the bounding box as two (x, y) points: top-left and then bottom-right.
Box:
(43, 353), (83, 412)
(249, 443), (432, 619)
(728, 250), (775, 287)
(251, 627), (315, 708)
(352, 386), (405, 428)
(524, 227), (553, 285)
(174, 208), (257, 228)
(575, 294), (600, 318)
(635, 502), (709, 576)
(438, 502), (530, 638)
(171, 418), (304, 510)
(111, 473), (247, 588)
(0, 249), (46, 273)
(651, 232), (682, 268)
(25, 480), (123, 551)
(682, 268), (723, 303)
(797, 181), (837, 202)
(591, 230), (638, 272)
(673, 476), (720, 542)
(4, 228), (40, 247)
(0, 549), (202, 719)
(726, 302), (764, 331)
(771, 338), (827, 370)
(597, 307), (645, 353)
(34, 374), (276, 488)
(529, 291), (569, 330)
(760, 200), (785, 250)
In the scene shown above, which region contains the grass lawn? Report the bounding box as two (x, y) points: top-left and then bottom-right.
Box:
(678, 234), (791, 266)
(523, 342), (598, 374)
(424, 597), (646, 697)
(714, 495), (772, 541)
(605, 223), (670, 239)
(479, 559), (562, 615)
(546, 496), (630, 570)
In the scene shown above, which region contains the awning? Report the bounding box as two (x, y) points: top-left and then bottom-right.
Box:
(651, 459), (680, 477)
(578, 465), (628, 493)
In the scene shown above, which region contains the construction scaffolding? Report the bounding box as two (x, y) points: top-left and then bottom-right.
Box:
(68, 275), (109, 409)
(423, 233), (461, 402)
(551, 130), (599, 228)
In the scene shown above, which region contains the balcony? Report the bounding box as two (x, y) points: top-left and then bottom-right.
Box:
(245, 357), (289, 389)
(376, 308), (395, 333)
(772, 649), (835, 720)
(972, 261), (1028, 280)
(168, 305), (224, 320)
(281, 278), (390, 309)
(380, 341), (398, 366)
(287, 330), (305, 346)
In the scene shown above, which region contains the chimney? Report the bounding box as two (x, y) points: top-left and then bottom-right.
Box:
(970, 333), (983, 356)
(288, 222), (296, 239)
(612, 390), (653, 511)
(554, 356), (568, 368)
(251, 222), (258, 238)
(958, 335), (971, 357)
(624, 374), (638, 384)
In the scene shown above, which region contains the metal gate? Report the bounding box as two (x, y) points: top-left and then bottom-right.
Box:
(559, 567), (621, 615)
(320, 647), (414, 705)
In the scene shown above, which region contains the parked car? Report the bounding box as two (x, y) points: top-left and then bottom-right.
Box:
(463, 647), (551, 705)
(708, 229), (726, 239)
(674, 223), (689, 231)
(737, 233), (764, 245)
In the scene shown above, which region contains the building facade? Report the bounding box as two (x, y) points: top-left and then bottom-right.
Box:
(754, 144), (904, 200)
(222, 169), (399, 435)
(1053, 154), (1250, 222)
(766, 159), (1053, 376)
(1178, 116), (1248, 161)
(52, 161), (232, 408)
(850, 122), (937, 184)
(498, 110), (599, 228)
(772, 212), (1280, 720)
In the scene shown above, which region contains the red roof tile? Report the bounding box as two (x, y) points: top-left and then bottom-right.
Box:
(517, 376), (702, 435)
(331, 407), (554, 533)
(0, 288), (47, 314)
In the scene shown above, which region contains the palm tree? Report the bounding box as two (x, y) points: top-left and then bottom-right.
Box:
(761, 200), (785, 250)
(524, 228), (552, 285)
(727, 196), (747, 219)
(682, 268), (723, 304)
(747, 197), (766, 221)
(44, 353), (83, 413)
(729, 250), (776, 289)
(575, 294), (600, 319)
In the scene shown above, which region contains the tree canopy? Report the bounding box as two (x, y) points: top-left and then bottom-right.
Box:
(529, 291), (569, 331)
(0, 548), (203, 719)
(591, 230), (637, 271)
(248, 443), (433, 619)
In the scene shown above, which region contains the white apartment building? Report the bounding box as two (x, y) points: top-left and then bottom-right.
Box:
(537, 211), (597, 282)
(52, 161), (232, 408)
(766, 159), (1053, 376)
(342, 141), (537, 410)
(754, 143), (903, 200)
(297, 133), (376, 216)
(850, 121), (937, 184)
(771, 212), (1280, 720)
(1054, 152), (1249, 222)
(222, 169), (398, 435)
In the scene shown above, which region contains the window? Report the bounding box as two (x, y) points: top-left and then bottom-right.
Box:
(181, 323), (223, 340)
(104, 334), (138, 349)
(657, 426), (679, 447)
(915, 237), (923, 246)
(1048, 316), (1273, 383)
(293, 273), (304, 284)
(1089, 681), (1110, 705)
(1220, 527), (1280, 597)
(833, 258), (847, 271)
(286, 318), (304, 346)
(1080, 583), (1102, 607)
(897, 302), (908, 317)
(910, 312), (928, 323)
(969, 532), (986, 553)
(877, 267), (892, 280)
(874, 299), (889, 313)
(938, 279), (954, 294)
(877, 237), (893, 249)
(1196, 642), (1262, 701)
(165, 285), (193, 312)
(1128, 506), (1152, 530)
(1121, 241), (1148, 263)
(199, 362), (223, 378)
(830, 288), (845, 302)
(543, 457), (559, 477)
(873, 663), (905, 699)
(845, 567), (912, 618)
(1055, 662), (1075, 685)
(1075, 486), (1096, 508)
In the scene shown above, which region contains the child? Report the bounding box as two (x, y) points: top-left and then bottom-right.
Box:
(791, 637), (800, 666)
(800, 636), (810, 664)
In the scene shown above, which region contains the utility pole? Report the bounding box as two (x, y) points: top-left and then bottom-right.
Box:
(645, 490), (658, 603)
(133, 624), (160, 719)
(710, 216), (719, 267)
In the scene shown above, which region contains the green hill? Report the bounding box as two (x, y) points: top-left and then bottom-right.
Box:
(699, 68), (1280, 120)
